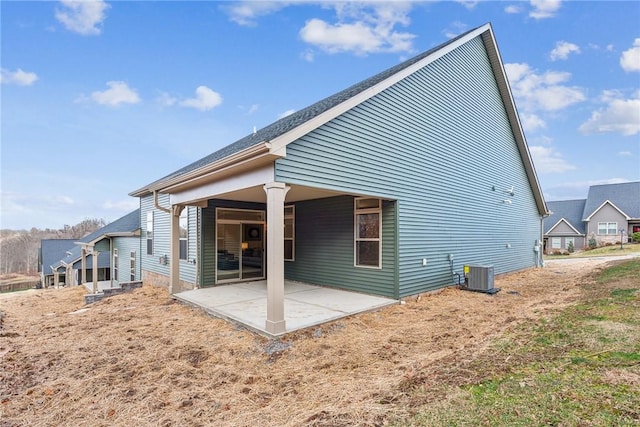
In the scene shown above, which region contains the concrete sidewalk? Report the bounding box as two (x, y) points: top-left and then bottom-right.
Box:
(174, 280), (398, 337)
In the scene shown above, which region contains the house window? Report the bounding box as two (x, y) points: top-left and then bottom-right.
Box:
(130, 251), (136, 281)
(284, 205), (294, 261)
(565, 237), (574, 249)
(597, 222), (617, 235)
(551, 237), (561, 249)
(179, 208), (188, 260)
(354, 198), (382, 268)
(113, 248), (119, 281)
(146, 212), (154, 255)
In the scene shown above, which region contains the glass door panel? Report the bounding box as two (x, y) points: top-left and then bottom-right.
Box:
(241, 224), (264, 279)
(217, 223), (241, 282)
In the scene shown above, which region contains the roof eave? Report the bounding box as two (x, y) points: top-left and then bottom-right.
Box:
(129, 142), (272, 197)
(480, 26), (549, 217)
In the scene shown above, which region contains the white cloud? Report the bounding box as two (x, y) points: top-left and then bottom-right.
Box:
(103, 199), (138, 211)
(155, 92), (177, 107)
(520, 113), (546, 133)
(221, 1), (287, 26)
(529, 0), (562, 19)
(46, 195), (75, 205)
(579, 91), (640, 136)
(300, 3), (415, 56)
(505, 63), (586, 112)
(443, 21), (468, 39)
(618, 151), (632, 157)
(529, 145), (575, 174)
(88, 81), (140, 107)
(620, 38), (640, 72)
(55, 0), (110, 35)
(550, 41), (580, 61)
(0, 68), (38, 86)
(180, 86), (223, 111)
(456, 1), (478, 10)
(247, 104), (259, 115)
(278, 109), (296, 119)
(300, 49), (315, 62)
(505, 4), (522, 14)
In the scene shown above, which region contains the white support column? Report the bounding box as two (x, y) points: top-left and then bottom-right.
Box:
(81, 248), (87, 285)
(54, 270), (59, 289)
(263, 182), (290, 334)
(169, 205), (184, 294)
(92, 250), (99, 294)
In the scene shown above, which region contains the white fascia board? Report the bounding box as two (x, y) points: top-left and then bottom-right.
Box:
(268, 24), (492, 155)
(170, 164), (275, 206)
(480, 28), (548, 217)
(129, 142), (272, 197)
(584, 199), (630, 221)
(546, 218), (583, 236)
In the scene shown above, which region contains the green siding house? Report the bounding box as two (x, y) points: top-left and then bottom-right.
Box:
(130, 24), (548, 334)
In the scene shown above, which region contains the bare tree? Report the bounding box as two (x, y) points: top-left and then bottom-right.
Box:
(0, 218), (107, 275)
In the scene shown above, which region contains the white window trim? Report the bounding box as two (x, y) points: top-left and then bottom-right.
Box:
(146, 211), (154, 255)
(565, 237), (575, 249)
(179, 207), (188, 261)
(551, 237), (561, 249)
(284, 205), (295, 262)
(354, 197), (382, 269)
(597, 222), (618, 235)
(113, 248), (119, 281)
(130, 251), (136, 281)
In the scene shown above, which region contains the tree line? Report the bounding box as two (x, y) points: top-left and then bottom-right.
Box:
(0, 218), (106, 275)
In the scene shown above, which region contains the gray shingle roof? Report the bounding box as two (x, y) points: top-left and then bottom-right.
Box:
(133, 26), (480, 194)
(79, 209), (140, 244)
(40, 239), (76, 273)
(545, 199), (587, 234)
(583, 182), (640, 220)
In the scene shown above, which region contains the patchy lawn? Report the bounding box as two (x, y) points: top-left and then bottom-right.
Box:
(1, 257), (638, 426)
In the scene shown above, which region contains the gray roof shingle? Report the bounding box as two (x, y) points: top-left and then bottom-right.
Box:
(545, 199), (587, 234)
(40, 239), (76, 273)
(582, 182), (640, 220)
(79, 209), (140, 244)
(133, 27), (480, 194)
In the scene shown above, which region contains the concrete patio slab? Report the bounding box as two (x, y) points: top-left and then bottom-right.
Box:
(174, 280), (398, 337)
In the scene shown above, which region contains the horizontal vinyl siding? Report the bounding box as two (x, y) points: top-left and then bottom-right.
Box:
(140, 194), (197, 284)
(113, 236), (140, 281)
(276, 36), (542, 297)
(284, 196), (396, 297)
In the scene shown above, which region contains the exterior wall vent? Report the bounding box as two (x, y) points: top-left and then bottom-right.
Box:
(463, 265), (499, 294)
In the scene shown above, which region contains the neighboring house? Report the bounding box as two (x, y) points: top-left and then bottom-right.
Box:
(543, 200), (586, 253)
(38, 238), (75, 287)
(583, 182), (640, 245)
(130, 23), (548, 334)
(37, 209), (141, 291)
(70, 209), (141, 293)
(544, 181), (640, 252)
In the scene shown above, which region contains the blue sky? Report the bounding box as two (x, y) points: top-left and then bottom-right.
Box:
(2, 0), (639, 230)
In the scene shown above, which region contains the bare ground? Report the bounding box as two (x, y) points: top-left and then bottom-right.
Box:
(0, 258), (626, 426)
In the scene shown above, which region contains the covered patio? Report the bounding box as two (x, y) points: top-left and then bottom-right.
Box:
(174, 280), (398, 337)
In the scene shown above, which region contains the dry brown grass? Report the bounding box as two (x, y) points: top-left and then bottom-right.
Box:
(0, 258), (618, 426)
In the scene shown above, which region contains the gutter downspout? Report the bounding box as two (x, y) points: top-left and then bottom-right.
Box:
(154, 191), (171, 214)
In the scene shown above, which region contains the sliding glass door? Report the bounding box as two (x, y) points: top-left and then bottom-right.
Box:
(216, 209), (265, 283)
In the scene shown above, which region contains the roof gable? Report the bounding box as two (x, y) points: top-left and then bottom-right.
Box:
(40, 239), (76, 272)
(130, 23), (547, 216)
(79, 209), (140, 245)
(547, 218), (583, 236)
(583, 182), (640, 220)
(545, 199), (587, 234)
